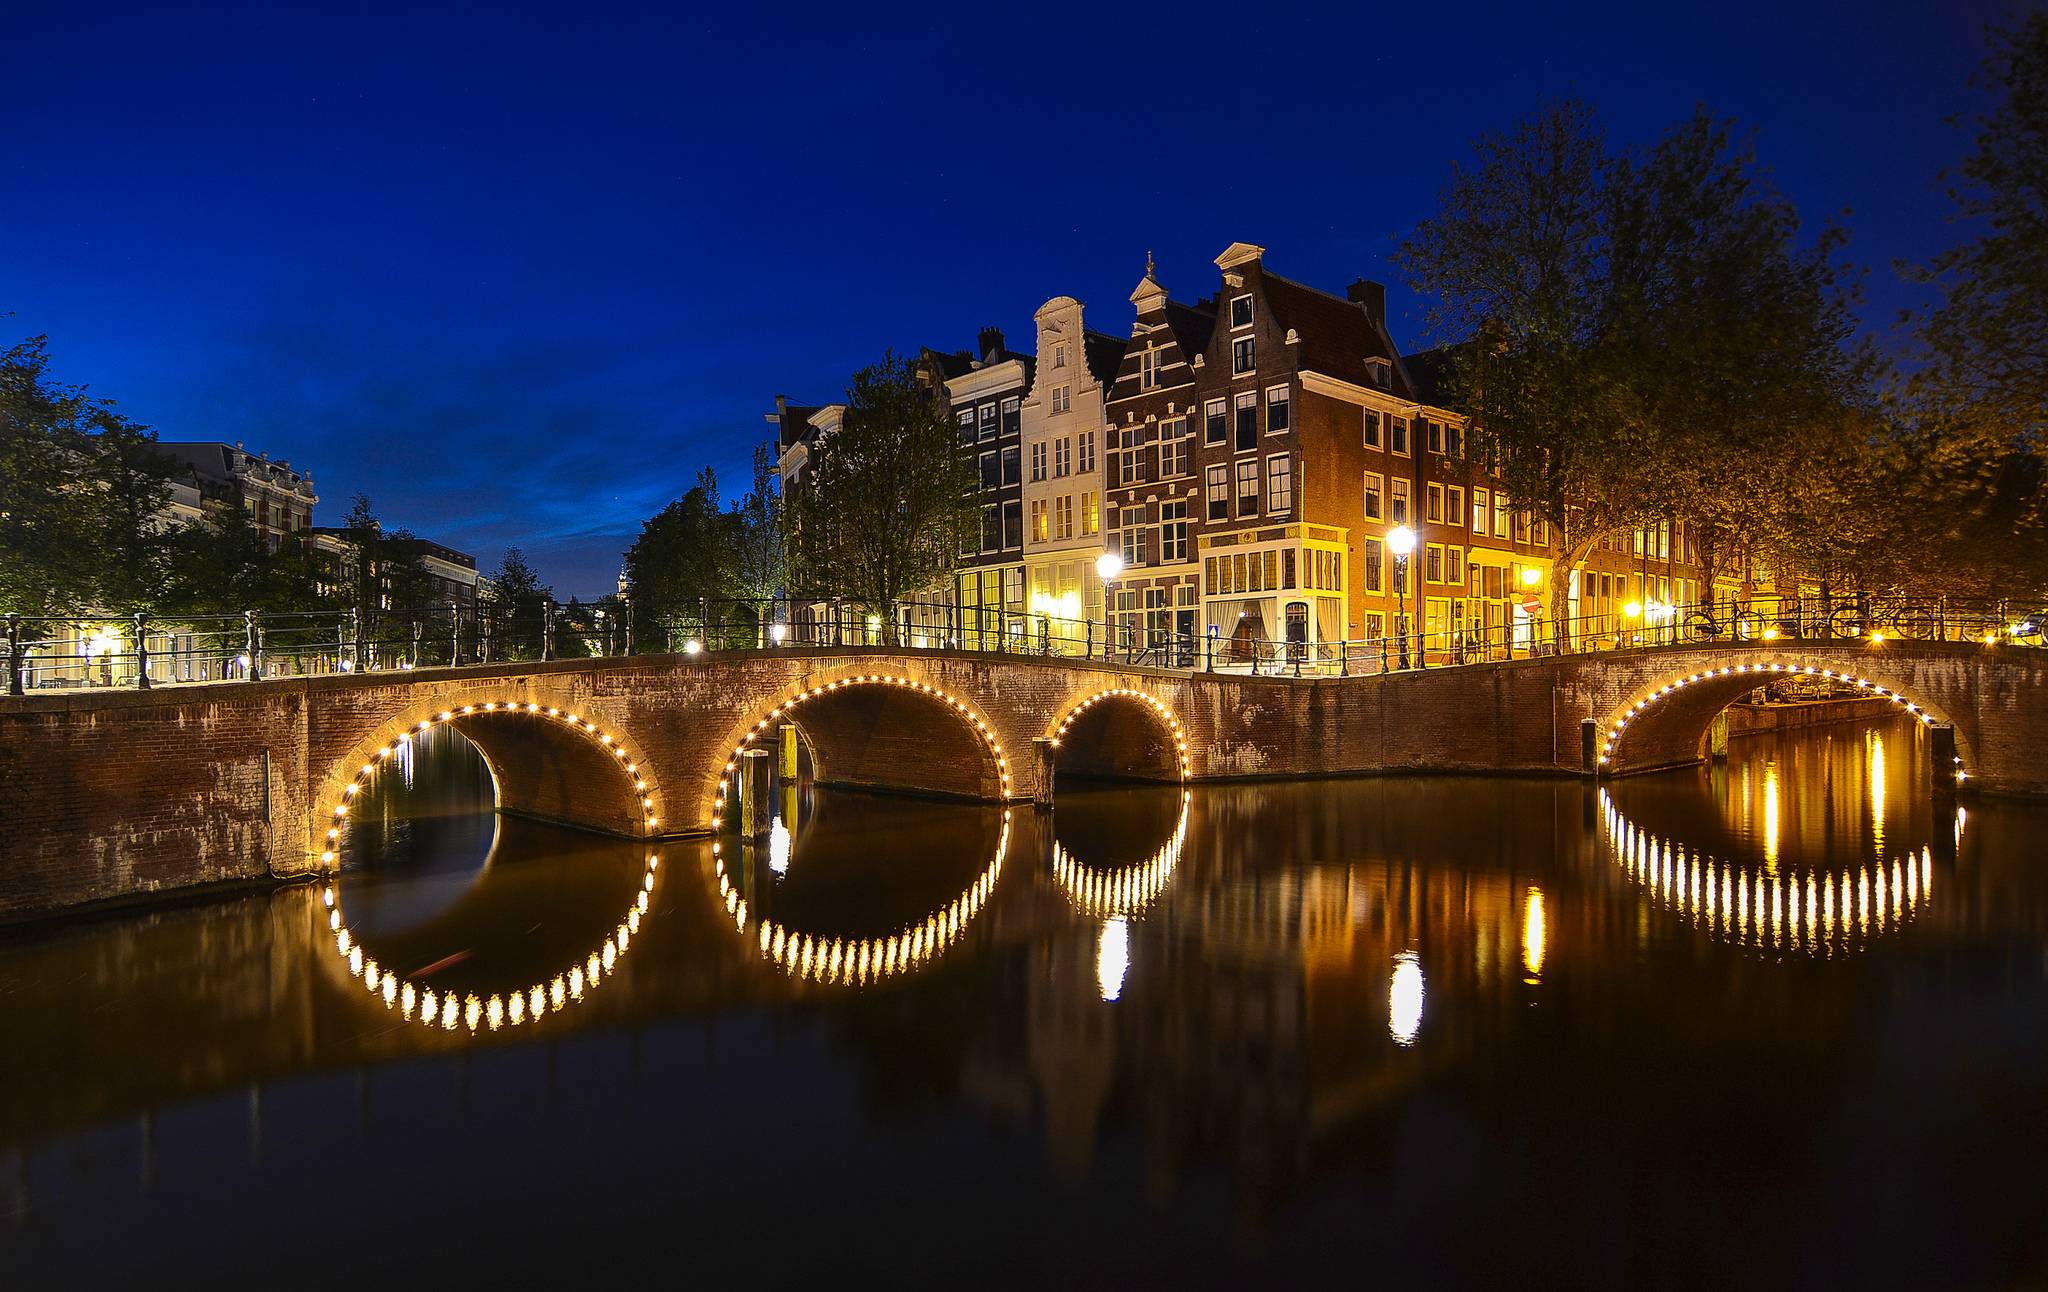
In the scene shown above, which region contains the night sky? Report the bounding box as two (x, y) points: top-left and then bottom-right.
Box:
(3, 0), (2017, 595)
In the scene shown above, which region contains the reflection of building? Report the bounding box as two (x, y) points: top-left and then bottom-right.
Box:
(157, 441), (319, 550)
(1019, 298), (1125, 652)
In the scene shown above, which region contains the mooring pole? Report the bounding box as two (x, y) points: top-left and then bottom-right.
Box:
(1033, 737), (1056, 812)
(739, 748), (772, 838)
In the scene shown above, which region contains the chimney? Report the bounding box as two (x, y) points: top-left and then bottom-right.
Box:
(1348, 279), (1386, 323)
(978, 327), (1004, 361)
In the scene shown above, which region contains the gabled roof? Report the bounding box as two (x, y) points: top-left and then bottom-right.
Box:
(1161, 299), (1217, 363)
(1401, 344), (1471, 410)
(1257, 271), (1415, 400)
(1082, 329), (1127, 386)
(767, 400), (824, 450)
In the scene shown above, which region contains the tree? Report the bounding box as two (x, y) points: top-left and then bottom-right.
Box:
(160, 492), (322, 616)
(622, 469), (737, 637)
(328, 494), (431, 621)
(1898, 14), (2048, 603)
(1397, 104), (1873, 642)
(483, 546), (552, 659)
(730, 441), (787, 605)
(783, 352), (976, 637)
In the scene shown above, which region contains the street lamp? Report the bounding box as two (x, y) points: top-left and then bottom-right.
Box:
(1095, 551), (1124, 581)
(1387, 525), (1415, 668)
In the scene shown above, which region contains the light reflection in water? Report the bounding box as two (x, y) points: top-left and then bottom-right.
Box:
(1388, 952), (1424, 1046)
(767, 818), (792, 875)
(1096, 917), (1130, 1002)
(1869, 730), (1887, 853)
(1600, 790), (1935, 955)
(1522, 888), (1546, 980)
(714, 810), (1011, 987)
(1050, 791), (1190, 918)
(1763, 760), (1781, 870)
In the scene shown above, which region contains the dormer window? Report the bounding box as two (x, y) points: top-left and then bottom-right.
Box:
(1367, 358), (1392, 389)
(1230, 294), (1253, 330)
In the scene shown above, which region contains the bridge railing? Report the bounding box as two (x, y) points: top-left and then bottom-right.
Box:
(6, 595), (2040, 694)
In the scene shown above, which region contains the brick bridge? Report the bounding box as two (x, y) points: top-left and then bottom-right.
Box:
(2, 640), (2042, 916)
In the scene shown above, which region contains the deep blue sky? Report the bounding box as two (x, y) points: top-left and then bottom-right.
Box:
(3, 0), (2024, 595)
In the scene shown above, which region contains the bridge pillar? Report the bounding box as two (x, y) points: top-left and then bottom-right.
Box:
(1709, 709), (1729, 762)
(1930, 724), (1958, 792)
(780, 725), (799, 780)
(1033, 738), (1056, 811)
(1580, 719), (1598, 778)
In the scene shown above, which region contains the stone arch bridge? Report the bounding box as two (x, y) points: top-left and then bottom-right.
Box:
(2, 640), (2042, 916)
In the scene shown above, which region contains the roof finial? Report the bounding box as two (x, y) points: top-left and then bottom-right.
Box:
(1145, 249), (1156, 277)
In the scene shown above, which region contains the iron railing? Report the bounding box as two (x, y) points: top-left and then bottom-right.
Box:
(5, 593), (2040, 695)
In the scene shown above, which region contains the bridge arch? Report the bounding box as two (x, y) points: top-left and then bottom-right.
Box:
(1051, 789), (1190, 918)
(706, 671), (1013, 826)
(315, 695), (664, 863)
(1046, 687), (1190, 786)
(1596, 657), (1973, 782)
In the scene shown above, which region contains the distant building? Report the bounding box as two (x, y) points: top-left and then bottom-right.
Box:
(926, 328), (1034, 647)
(156, 441), (318, 550)
(1018, 296), (1125, 651)
(308, 526), (481, 610)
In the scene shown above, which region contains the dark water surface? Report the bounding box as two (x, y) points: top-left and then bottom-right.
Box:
(4, 715), (2046, 1288)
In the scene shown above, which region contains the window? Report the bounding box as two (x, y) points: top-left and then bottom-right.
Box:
(1115, 426), (1147, 487)
(1081, 490), (1099, 535)
(1205, 398), (1227, 445)
(1002, 500), (1022, 548)
(1266, 454), (1293, 513)
(1141, 348), (1160, 390)
(1206, 464), (1229, 521)
(1446, 423), (1463, 457)
(1493, 491), (1508, 539)
(1159, 500), (1188, 563)
(1001, 445), (1020, 487)
(1364, 408), (1382, 449)
(958, 411), (975, 444)
(979, 450), (999, 491)
(1390, 415), (1409, 455)
(1030, 442), (1047, 482)
(1001, 397), (1020, 436)
(1363, 472), (1383, 521)
(1054, 437), (1071, 477)
(1055, 494), (1074, 540)
(1054, 343), (1067, 369)
(1472, 487), (1488, 533)
(1425, 419), (1443, 455)
(1160, 425), (1189, 479)
(979, 404), (997, 441)
(1426, 543), (1444, 584)
(982, 505), (1001, 552)
(1236, 459), (1260, 517)
(1052, 385), (1071, 414)
(1425, 482), (1444, 523)
(1078, 430), (1095, 473)
(1235, 391), (1258, 451)
(1447, 545), (1464, 586)
(1364, 538), (1384, 592)
(1365, 611), (1384, 639)
(1119, 507), (1145, 565)
(1267, 385), (1291, 434)
(1391, 478), (1410, 525)
(1230, 293), (1253, 330)
(1232, 335), (1256, 375)
(1447, 485), (1464, 527)
(1029, 499), (1048, 543)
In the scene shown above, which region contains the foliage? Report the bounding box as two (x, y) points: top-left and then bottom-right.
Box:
(622, 469), (737, 635)
(483, 546), (553, 660)
(1896, 14), (2048, 603)
(1397, 104), (1874, 636)
(730, 441), (787, 605)
(783, 352), (976, 634)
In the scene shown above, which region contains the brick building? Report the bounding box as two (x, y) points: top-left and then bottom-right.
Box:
(926, 329), (1034, 647)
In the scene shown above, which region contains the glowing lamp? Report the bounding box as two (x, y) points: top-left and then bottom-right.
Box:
(1520, 566), (1542, 587)
(683, 639), (703, 656)
(1623, 601), (1643, 620)
(1386, 524), (1416, 558)
(1095, 551), (1124, 580)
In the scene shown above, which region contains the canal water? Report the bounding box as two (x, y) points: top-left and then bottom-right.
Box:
(3, 715), (2046, 1288)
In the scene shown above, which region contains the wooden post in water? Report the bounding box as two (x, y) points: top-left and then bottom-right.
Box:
(740, 749), (772, 838)
(780, 725), (799, 782)
(1033, 737), (1056, 811)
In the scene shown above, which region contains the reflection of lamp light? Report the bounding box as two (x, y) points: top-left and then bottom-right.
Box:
(1523, 888), (1546, 979)
(1389, 952), (1424, 1045)
(1095, 551), (1124, 581)
(1386, 524), (1416, 558)
(1097, 917), (1130, 1002)
(768, 818), (791, 874)
(1762, 627), (1780, 641)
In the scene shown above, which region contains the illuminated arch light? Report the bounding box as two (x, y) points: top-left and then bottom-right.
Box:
(1597, 789), (1934, 956)
(1596, 659), (1961, 779)
(711, 810), (1011, 986)
(1047, 687), (1192, 783)
(324, 850), (661, 1031)
(1050, 791), (1190, 918)
(710, 675), (1014, 829)
(318, 699), (661, 863)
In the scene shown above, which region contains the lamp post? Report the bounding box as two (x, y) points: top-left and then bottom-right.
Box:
(1387, 524), (1415, 669)
(1519, 564), (1542, 658)
(1095, 551), (1124, 661)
